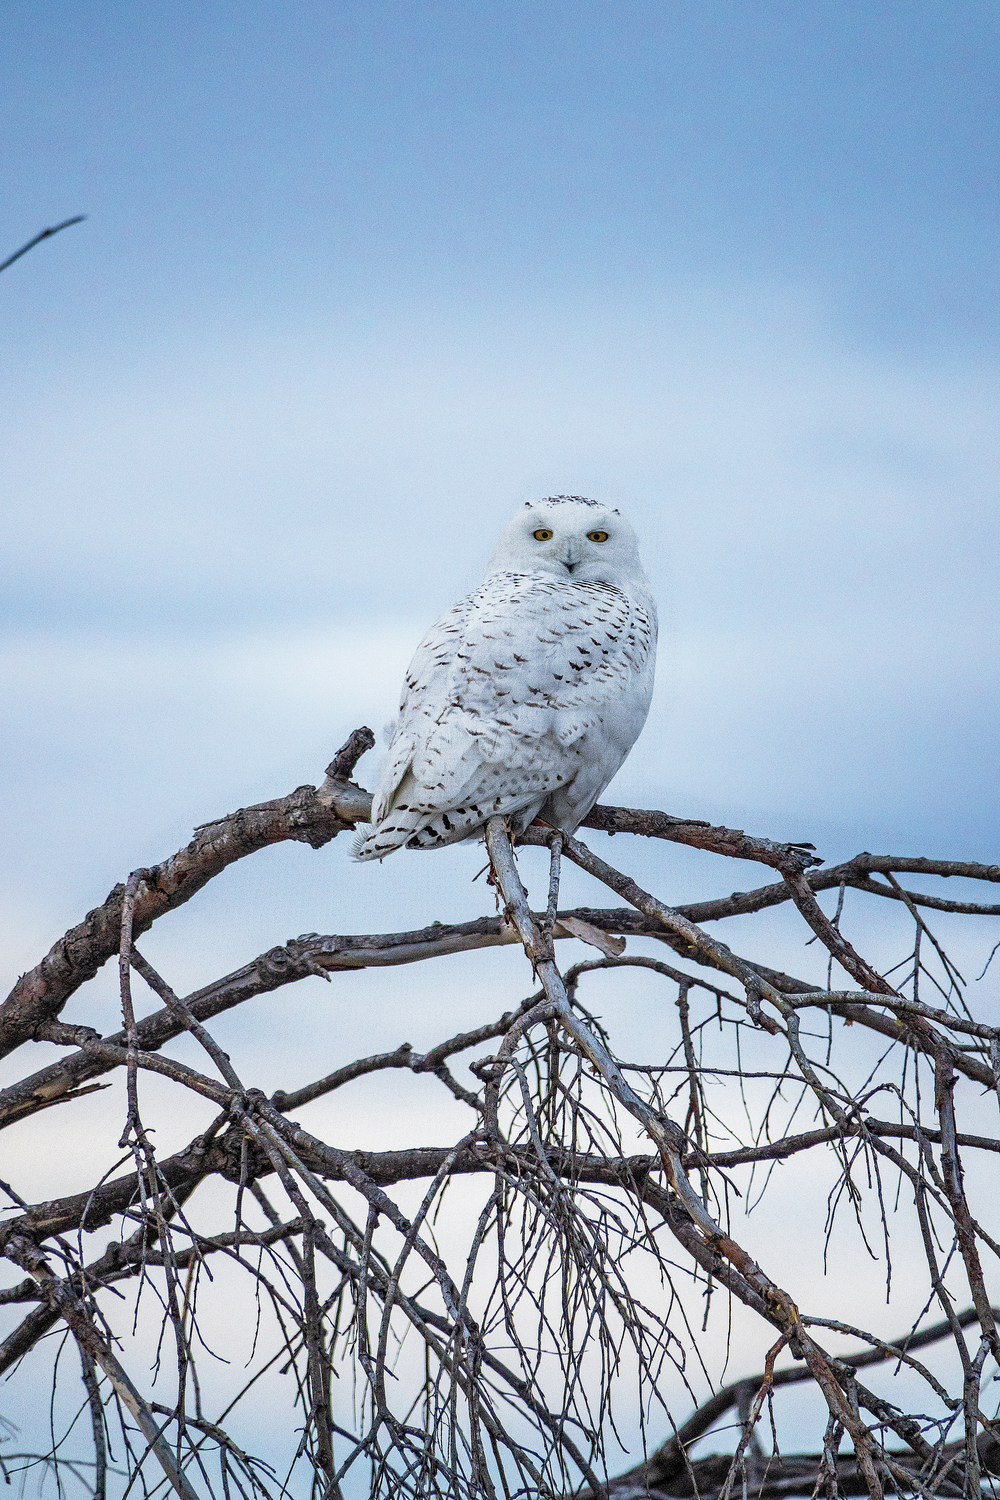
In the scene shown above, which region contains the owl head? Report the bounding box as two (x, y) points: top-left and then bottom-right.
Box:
(485, 496), (649, 592)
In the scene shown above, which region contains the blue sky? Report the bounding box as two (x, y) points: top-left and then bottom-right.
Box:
(3, 1), (998, 344)
(2, 1), (999, 1478)
(2, 0), (996, 858)
(3, 1), (999, 620)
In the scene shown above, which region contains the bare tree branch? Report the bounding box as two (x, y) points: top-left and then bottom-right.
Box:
(0, 216), (86, 275)
(4, 745), (1000, 1498)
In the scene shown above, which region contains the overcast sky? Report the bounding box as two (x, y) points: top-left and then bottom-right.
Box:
(2, 0), (999, 1481)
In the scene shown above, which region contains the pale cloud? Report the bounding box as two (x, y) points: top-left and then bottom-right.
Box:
(4, 284), (997, 636)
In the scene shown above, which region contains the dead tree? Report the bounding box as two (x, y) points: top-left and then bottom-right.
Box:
(1, 727), (999, 1499)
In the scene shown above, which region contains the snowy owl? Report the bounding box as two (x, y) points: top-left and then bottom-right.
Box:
(353, 496), (657, 860)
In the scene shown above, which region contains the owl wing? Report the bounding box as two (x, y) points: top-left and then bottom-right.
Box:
(357, 572), (655, 858)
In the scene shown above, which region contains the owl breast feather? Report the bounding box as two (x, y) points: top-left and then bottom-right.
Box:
(353, 571), (656, 860)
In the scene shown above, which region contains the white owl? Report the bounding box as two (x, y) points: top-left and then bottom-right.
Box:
(353, 496), (657, 860)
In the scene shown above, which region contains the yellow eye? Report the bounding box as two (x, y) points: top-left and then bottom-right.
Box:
(587, 530), (609, 543)
(532, 528), (553, 541)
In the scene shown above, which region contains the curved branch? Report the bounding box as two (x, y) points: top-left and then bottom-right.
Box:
(6, 1113), (1000, 1269)
(0, 217), (86, 275)
(581, 804), (822, 872)
(0, 775), (370, 1059)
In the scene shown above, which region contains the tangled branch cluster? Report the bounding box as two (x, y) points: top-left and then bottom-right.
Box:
(1, 730), (999, 1500)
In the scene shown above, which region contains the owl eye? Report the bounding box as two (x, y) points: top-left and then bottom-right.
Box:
(532, 528), (554, 541)
(587, 530), (609, 543)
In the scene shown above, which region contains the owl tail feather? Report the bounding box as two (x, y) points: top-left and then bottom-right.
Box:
(351, 821), (411, 861)
(353, 793), (555, 862)
(352, 815), (473, 860)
